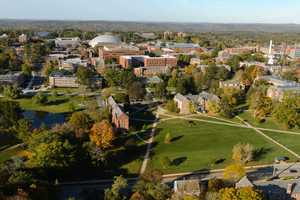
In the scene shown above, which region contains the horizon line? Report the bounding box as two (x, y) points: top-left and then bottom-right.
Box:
(0, 18), (299, 26)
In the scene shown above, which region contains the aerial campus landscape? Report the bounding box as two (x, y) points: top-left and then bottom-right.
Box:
(1, 1), (300, 200)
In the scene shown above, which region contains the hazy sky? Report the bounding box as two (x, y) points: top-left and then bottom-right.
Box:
(1, 0), (300, 23)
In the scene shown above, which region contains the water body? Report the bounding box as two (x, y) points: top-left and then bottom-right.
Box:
(23, 110), (68, 128)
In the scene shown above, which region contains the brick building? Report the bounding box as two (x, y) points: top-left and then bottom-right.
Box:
(99, 45), (143, 63)
(119, 55), (177, 69)
(107, 96), (129, 132)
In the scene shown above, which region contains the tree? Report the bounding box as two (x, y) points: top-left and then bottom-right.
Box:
(128, 81), (146, 100)
(3, 85), (21, 99)
(104, 176), (128, 200)
(232, 143), (254, 164)
(8, 171), (34, 185)
(273, 94), (300, 129)
(15, 119), (31, 142)
(68, 111), (91, 131)
(208, 178), (224, 192)
(130, 192), (145, 200)
(248, 90), (273, 121)
(21, 63), (33, 77)
(160, 156), (171, 169)
(237, 187), (264, 200)
(220, 97), (235, 118)
(33, 92), (48, 105)
(28, 133), (76, 168)
(0, 100), (22, 129)
(90, 120), (115, 149)
(154, 82), (167, 99)
(76, 65), (93, 86)
(220, 187), (263, 200)
(207, 100), (221, 114)
(165, 100), (179, 113)
(223, 163), (246, 181)
(164, 132), (172, 144)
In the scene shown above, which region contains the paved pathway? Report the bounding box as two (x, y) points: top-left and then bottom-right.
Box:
(139, 112), (159, 175)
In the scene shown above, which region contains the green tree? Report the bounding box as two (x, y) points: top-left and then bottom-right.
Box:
(21, 63), (33, 76)
(165, 100), (179, 113)
(128, 81), (146, 100)
(76, 65), (94, 86)
(8, 171), (34, 185)
(28, 130), (76, 168)
(273, 94), (300, 129)
(0, 100), (22, 129)
(68, 111), (91, 131)
(104, 176), (128, 200)
(3, 85), (21, 99)
(33, 92), (48, 105)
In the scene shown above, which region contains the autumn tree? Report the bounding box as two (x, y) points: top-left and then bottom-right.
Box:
(273, 94), (300, 129)
(90, 120), (115, 149)
(220, 187), (263, 200)
(223, 162), (246, 182)
(232, 143), (254, 164)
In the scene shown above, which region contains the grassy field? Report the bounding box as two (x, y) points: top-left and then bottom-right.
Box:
(237, 111), (300, 133)
(150, 119), (296, 173)
(13, 95), (96, 113)
(264, 131), (300, 156)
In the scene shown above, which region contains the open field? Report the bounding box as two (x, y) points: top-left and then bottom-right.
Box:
(149, 119), (297, 173)
(237, 111), (300, 133)
(264, 131), (300, 156)
(11, 95), (96, 113)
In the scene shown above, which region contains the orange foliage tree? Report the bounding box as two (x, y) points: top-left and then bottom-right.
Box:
(90, 120), (115, 149)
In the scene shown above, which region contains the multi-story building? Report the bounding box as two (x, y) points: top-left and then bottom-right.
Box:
(55, 37), (80, 48)
(99, 45), (143, 63)
(174, 93), (191, 114)
(107, 96), (129, 132)
(119, 55), (177, 69)
(60, 58), (88, 71)
(133, 66), (172, 77)
(49, 72), (79, 88)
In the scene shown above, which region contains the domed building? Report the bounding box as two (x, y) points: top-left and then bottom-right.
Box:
(89, 35), (121, 48)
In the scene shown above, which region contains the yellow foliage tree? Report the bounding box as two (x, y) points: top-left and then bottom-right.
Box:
(223, 162), (246, 182)
(90, 120), (115, 149)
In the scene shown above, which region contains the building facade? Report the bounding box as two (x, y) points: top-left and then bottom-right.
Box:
(107, 96), (129, 132)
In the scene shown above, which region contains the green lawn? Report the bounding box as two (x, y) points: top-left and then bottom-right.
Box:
(150, 119), (296, 173)
(264, 131), (300, 156)
(237, 111), (300, 133)
(13, 95), (96, 113)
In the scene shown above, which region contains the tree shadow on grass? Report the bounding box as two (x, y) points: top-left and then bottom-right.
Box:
(172, 157), (187, 166)
(46, 98), (69, 106)
(253, 147), (272, 161)
(171, 135), (184, 143)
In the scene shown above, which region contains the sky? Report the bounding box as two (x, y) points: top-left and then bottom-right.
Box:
(1, 0), (300, 23)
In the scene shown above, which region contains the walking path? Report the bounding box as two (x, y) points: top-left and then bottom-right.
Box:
(236, 116), (300, 159)
(139, 112), (159, 175)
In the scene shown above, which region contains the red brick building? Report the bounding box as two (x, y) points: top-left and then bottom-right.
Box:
(99, 45), (144, 63)
(119, 55), (177, 69)
(107, 96), (129, 132)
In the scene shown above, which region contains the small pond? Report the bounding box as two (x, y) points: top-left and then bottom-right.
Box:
(23, 110), (68, 128)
